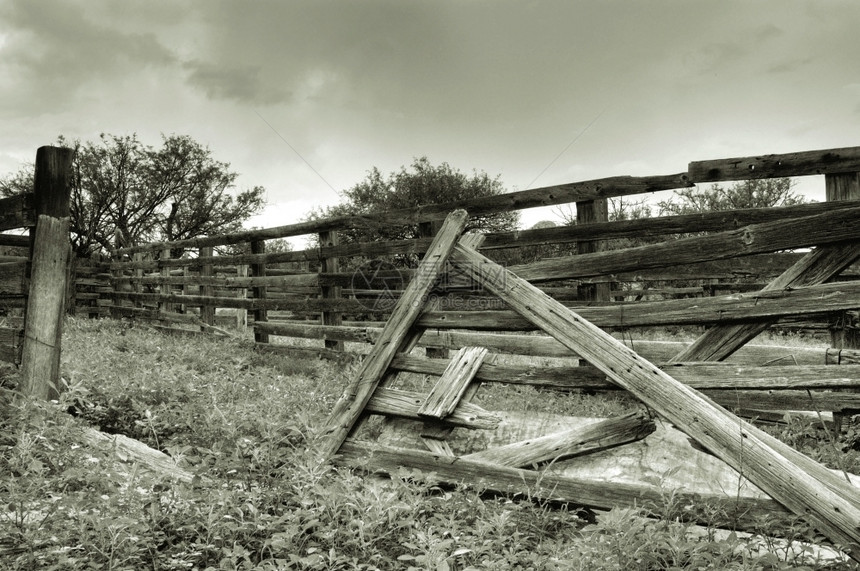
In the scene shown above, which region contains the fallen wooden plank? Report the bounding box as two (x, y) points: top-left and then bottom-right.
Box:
(418, 347), (487, 419)
(80, 428), (197, 483)
(338, 438), (788, 531)
(450, 243), (860, 559)
(319, 210), (468, 458)
(462, 411), (655, 468)
(378, 411), (860, 496)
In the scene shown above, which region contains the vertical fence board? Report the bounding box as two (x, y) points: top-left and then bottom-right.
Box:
(237, 264), (248, 330)
(251, 240), (269, 343)
(319, 231), (344, 351)
(200, 246), (215, 329)
(134, 252), (144, 316)
(159, 247), (173, 321)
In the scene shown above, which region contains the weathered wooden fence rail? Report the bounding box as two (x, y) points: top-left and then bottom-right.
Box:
(69, 145), (860, 414)
(1, 146), (73, 398)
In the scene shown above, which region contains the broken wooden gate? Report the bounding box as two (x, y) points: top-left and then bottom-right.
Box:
(320, 209), (860, 560)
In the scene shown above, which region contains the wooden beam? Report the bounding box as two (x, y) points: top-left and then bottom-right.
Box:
(480, 200), (860, 249)
(319, 210), (468, 459)
(250, 239), (269, 344)
(199, 246), (215, 329)
(450, 243), (860, 559)
(689, 146), (860, 182)
(254, 321), (827, 364)
(0, 261), (27, 296)
(0, 233), (31, 248)
(826, 172), (860, 429)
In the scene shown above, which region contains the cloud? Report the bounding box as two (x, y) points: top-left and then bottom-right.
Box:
(0, 0), (179, 114)
(183, 60), (291, 105)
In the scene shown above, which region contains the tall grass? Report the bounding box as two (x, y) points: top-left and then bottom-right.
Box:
(0, 317), (857, 570)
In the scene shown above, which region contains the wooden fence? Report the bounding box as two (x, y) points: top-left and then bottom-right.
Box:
(70, 146), (860, 415)
(1, 146), (74, 398)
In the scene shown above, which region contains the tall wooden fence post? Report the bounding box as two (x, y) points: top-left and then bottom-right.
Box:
(250, 240), (269, 343)
(20, 146), (73, 399)
(826, 171), (860, 430)
(575, 198), (611, 302)
(575, 198), (610, 373)
(200, 246), (215, 330)
(319, 230), (344, 351)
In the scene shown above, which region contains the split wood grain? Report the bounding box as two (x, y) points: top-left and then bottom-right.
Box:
(462, 411), (655, 468)
(319, 210), (468, 459)
(450, 243), (860, 560)
(19, 216), (70, 399)
(418, 347), (488, 419)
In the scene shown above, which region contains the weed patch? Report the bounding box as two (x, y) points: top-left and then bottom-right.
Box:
(0, 317), (856, 569)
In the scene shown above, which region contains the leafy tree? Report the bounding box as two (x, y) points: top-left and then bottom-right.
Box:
(0, 134), (265, 257)
(658, 178), (804, 215)
(310, 157), (519, 244)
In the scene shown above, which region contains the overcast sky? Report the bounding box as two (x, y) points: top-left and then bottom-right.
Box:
(2, 0), (859, 232)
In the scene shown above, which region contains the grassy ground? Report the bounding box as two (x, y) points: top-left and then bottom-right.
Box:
(1, 317), (858, 570)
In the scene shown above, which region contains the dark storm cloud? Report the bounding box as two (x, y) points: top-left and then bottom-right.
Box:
(0, 0), (178, 111)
